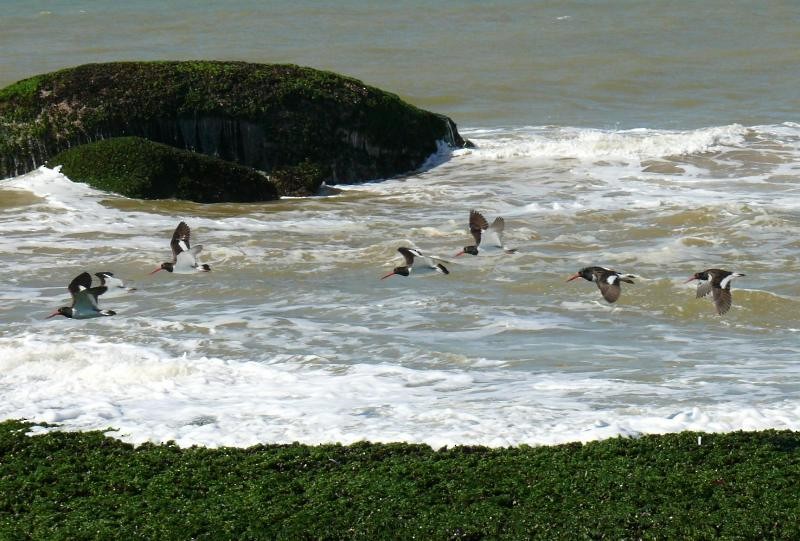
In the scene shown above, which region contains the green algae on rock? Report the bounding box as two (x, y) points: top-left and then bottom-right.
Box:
(47, 137), (279, 203)
(268, 159), (330, 197)
(0, 61), (468, 198)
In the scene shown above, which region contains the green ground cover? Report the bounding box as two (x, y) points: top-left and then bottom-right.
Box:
(1, 420), (798, 539)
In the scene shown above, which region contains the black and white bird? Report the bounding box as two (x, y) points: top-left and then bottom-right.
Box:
(684, 268), (745, 315)
(567, 266), (635, 303)
(455, 210), (517, 256)
(46, 272), (117, 319)
(381, 247), (450, 279)
(94, 271), (137, 296)
(150, 221), (211, 274)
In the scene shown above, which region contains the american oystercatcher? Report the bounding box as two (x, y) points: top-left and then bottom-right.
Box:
(455, 210), (517, 256)
(381, 247), (450, 279)
(684, 268), (745, 315)
(567, 266), (635, 303)
(46, 272), (117, 319)
(150, 221), (211, 274)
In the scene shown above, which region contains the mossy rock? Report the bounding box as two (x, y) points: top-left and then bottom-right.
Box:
(47, 137), (279, 203)
(269, 159), (330, 197)
(0, 61), (468, 198)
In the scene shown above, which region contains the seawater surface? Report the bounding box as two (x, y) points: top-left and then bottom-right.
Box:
(1, 2), (799, 447)
(2, 123), (800, 447)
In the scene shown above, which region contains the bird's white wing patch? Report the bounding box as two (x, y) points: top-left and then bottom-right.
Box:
(424, 253), (454, 265)
(407, 248), (452, 267)
(720, 274), (741, 289)
(484, 227), (505, 248)
(176, 250), (198, 267)
(105, 275), (125, 289)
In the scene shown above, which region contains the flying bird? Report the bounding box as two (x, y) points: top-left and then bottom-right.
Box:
(150, 221), (211, 274)
(381, 247), (450, 279)
(46, 272), (117, 319)
(455, 210), (517, 256)
(567, 266), (635, 303)
(684, 268), (745, 315)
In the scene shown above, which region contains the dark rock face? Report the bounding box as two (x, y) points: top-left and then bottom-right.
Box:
(47, 137), (279, 203)
(0, 61), (468, 198)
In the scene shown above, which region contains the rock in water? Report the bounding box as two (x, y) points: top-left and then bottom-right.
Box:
(0, 61), (468, 200)
(47, 137), (279, 203)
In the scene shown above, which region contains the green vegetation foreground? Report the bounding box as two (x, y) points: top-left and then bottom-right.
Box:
(1, 420), (799, 539)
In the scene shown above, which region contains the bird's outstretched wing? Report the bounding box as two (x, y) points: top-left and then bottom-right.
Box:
(593, 269), (632, 303)
(94, 271), (113, 285)
(696, 281), (712, 299)
(170, 222), (191, 260)
(94, 271), (123, 289)
(417, 249), (451, 274)
(176, 247), (201, 268)
(596, 279), (621, 303)
(488, 217), (506, 248)
(95, 271), (136, 293)
(712, 287), (732, 315)
(469, 210), (488, 246)
(488, 217), (504, 233)
(68, 272), (93, 298)
(398, 247), (416, 267)
(73, 286), (107, 312)
(423, 253), (454, 266)
(400, 247), (450, 275)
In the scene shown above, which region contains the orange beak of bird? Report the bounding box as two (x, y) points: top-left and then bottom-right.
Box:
(566, 273), (581, 282)
(45, 311), (61, 319)
(148, 267), (163, 275)
(380, 271), (396, 280)
(683, 276), (697, 283)
(454, 251), (465, 257)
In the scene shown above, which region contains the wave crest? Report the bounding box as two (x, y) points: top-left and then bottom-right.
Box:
(465, 124), (750, 162)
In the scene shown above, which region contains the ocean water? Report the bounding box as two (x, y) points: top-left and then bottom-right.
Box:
(1, 1), (799, 447)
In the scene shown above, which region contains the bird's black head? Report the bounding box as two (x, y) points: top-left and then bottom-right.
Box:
(567, 267), (593, 282)
(200, 264), (211, 272)
(381, 266), (410, 280)
(580, 267), (595, 280)
(150, 262), (174, 274)
(684, 271), (708, 283)
(46, 306), (73, 319)
(456, 245), (479, 257)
